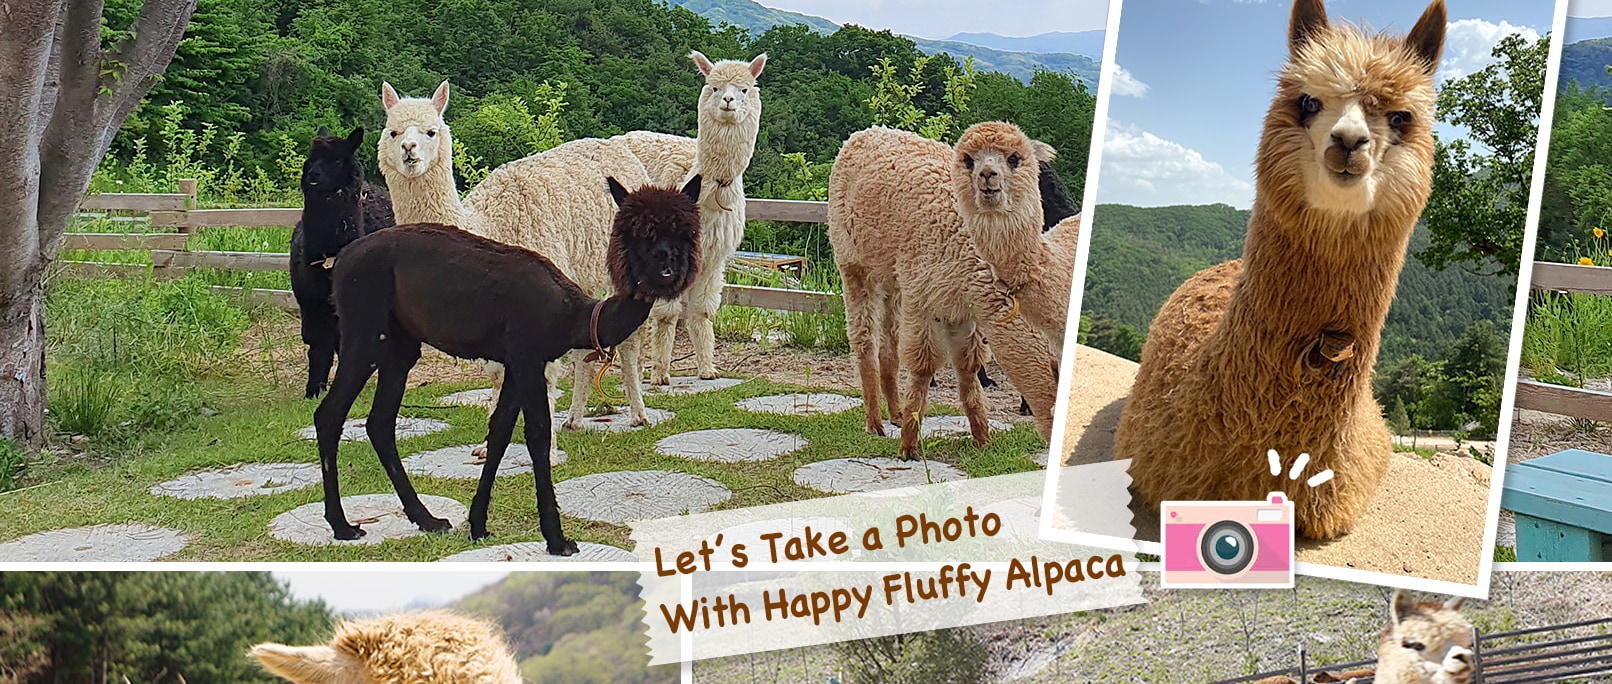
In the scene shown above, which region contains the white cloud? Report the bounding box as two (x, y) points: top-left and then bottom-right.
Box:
(1110, 64), (1149, 97)
(1097, 123), (1255, 207)
(1570, 0), (1612, 18)
(1439, 19), (1541, 82)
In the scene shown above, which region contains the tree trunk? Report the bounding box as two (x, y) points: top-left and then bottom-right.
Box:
(0, 282), (46, 446)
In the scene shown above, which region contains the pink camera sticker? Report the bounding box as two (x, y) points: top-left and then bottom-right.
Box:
(1159, 492), (1295, 589)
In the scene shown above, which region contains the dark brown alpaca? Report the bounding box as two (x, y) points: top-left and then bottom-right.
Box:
(313, 176), (702, 555)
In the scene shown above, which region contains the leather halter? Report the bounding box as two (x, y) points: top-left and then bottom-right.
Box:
(584, 299), (623, 400)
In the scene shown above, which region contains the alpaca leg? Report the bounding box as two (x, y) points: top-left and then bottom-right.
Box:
(300, 301), (338, 399)
(648, 301), (682, 385)
(947, 325), (992, 447)
(367, 335), (450, 533)
(876, 288), (903, 426)
(840, 266), (887, 435)
(313, 339), (377, 540)
(469, 373), (522, 541)
(897, 317), (944, 460)
(514, 363), (577, 556)
(688, 276), (724, 380)
(619, 328), (650, 426)
(564, 350), (594, 431)
(470, 360), (506, 461)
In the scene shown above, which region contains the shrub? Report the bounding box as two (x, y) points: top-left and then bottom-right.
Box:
(833, 628), (990, 684)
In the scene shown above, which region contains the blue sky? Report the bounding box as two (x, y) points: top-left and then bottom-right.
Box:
(760, 0), (1108, 39)
(275, 571), (511, 614)
(1566, 0), (1612, 42)
(1098, 0), (1555, 208)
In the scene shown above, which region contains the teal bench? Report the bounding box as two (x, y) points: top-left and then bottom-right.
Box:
(1501, 449), (1612, 562)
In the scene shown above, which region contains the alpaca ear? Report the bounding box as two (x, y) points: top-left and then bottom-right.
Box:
(249, 643), (364, 683)
(1405, 0), (1447, 76)
(607, 177), (630, 208)
(1289, 0), (1329, 54)
(748, 53), (768, 78)
(381, 82), (400, 110)
(1390, 589), (1416, 624)
(681, 174), (703, 206)
(318, 127), (331, 139)
(1030, 139), (1057, 164)
(345, 127), (365, 151)
(690, 50), (714, 76)
(1443, 596), (1466, 611)
(431, 80), (451, 115)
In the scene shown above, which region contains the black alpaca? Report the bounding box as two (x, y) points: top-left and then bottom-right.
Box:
(314, 176), (703, 555)
(976, 162), (1079, 415)
(290, 127), (397, 398)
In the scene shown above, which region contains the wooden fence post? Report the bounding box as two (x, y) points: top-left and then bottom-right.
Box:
(177, 178), (198, 233)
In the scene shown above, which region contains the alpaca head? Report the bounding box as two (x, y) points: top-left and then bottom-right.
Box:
(1258, 0), (1445, 219)
(1380, 589), (1474, 682)
(606, 175), (703, 301)
(378, 81), (452, 181)
(952, 121), (1051, 217)
(250, 610), (522, 684)
(303, 127), (366, 198)
(691, 51), (766, 128)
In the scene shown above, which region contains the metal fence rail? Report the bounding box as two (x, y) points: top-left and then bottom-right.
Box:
(1210, 616), (1612, 684)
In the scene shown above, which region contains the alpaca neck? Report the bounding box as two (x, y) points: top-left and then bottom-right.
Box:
(385, 156), (466, 227)
(693, 112), (759, 189)
(1214, 200), (1413, 383)
(570, 296), (653, 351)
(969, 206), (1046, 290)
(301, 189), (360, 257)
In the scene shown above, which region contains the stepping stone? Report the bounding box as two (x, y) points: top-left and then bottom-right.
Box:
(1031, 448), (1050, 467)
(793, 457), (968, 494)
(736, 393), (862, 416)
(269, 494), (467, 546)
(403, 444), (567, 479)
(438, 541), (637, 562)
(296, 417), (452, 442)
(555, 471), (731, 524)
(0, 523), (188, 562)
(655, 428), (806, 463)
(555, 407), (673, 432)
(150, 463), (321, 500)
(646, 377), (744, 395)
(879, 415), (1013, 440)
(438, 388), (494, 407)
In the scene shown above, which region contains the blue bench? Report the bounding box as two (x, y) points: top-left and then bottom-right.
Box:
(1501, 449), (1612, 562)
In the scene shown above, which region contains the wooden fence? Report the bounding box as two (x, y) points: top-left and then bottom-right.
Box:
(54, 183), (842, 315)
(1515, 261), (1612, 422)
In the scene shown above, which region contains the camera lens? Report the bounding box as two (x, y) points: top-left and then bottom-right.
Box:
(1199, 521), (1255, 575)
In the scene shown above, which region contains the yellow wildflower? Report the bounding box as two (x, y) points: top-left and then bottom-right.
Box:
(1597, 227), (1606, 238)
(1580, 257), (1595, 266)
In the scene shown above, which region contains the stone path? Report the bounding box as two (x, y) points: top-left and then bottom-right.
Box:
(735, 393), (861, 416)
(880, 415), (1012, 440)
(150, 463), (321, 500)
(438, 541), (637, 562)
(646, 377), (745, 395)
(556, 407), (674, 432)
(269, 494), (468, 546)
(793, 457), (967, 494)
(0, 523), (188, 562)
(403, 444), (567, 479)
(295, 417), (452, 442)
(554, 471), (731, 524)
(438, 388), (494, 407)
(655, 428), (806, 463)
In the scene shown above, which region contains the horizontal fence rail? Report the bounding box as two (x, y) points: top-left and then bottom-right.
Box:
(1517, 261), (1612, 421)
(56, 188), (839, 314)
(1210, 616), (1612, 684)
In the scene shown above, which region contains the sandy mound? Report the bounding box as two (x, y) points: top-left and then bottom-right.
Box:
(1057, 345), (1493, 585)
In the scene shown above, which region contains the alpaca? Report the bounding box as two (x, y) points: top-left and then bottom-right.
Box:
(1373, 590), (1474, 684)
(289, 127), (396, 399)
(829, 126), (1062, 458)
(375, 82), (658, 464)
(1113, 0), (1447, 540)
(614, 129), (698, 187)
(250, 610), (521, 684)
(643, 51), (767, 386)
(951, 121), (1082, 360)
(312, 178), (701, 551)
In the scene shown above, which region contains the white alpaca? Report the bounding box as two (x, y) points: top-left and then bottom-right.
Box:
(374, 82), (656, 463)
(643, 52), (767, 385)
(250, 610), (522, 684)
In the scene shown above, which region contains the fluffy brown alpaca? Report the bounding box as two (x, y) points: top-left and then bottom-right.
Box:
(829, 126), (1061, 458)
(1113, 0), (1446, 540)
(250, 610), (522, 683)
(951, 121), (1082, 358)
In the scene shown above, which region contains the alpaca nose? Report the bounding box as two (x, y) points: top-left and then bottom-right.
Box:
(655, 246), (671, 262)
(1331, 132), (1369, 152)
(401, 140), (417, 152)
(722, 94), (735, 105)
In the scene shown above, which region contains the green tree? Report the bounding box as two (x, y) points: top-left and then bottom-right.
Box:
(1387, 396), (1411, 436)
(1420, 32), (1548, 277)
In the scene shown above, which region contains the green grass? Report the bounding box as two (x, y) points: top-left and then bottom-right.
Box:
(1522, 291), (1612, 381)
(1495, 545), (1518, 562)
(0, 440), (25, 493)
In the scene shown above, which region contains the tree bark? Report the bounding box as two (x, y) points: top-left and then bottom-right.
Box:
(0, 283), (45, 446)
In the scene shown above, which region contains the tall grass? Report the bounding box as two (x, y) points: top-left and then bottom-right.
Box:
(0, 439), (25, 492)
(1521, 292), (1612, 383)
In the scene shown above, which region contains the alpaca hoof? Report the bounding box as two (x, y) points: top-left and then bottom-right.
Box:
(470, 526), (491, 542)
(305, 382), (326, 399)
(698, 371), (720, 380)
(547, 539), (580, 557)
(470, 443), (488, 463)
(865, 421), (887, 437)
(331, 523), (366, 541)
(562, 417), (585, 431)
(650, 373), (671, 386)
(1018, 398), (1033, 416)
(628, 413), (650, 427)
(416, 516), (454, 534)
(897, 448), (921, 461)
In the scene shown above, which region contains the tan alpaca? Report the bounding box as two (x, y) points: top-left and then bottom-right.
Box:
(829, 126), (1061, 458)
(1374, 590), (1474, 684)
(1113, 0), (1446, 540)
(250, 610), (522, 683)
(951, 122), (1082, 359)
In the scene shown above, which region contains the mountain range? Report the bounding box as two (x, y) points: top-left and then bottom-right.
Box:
(670, 0), (1102, 86)
(1560, 36), (1612, 95)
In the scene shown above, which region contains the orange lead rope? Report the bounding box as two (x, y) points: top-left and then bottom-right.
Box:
(583, 299), (623, 401)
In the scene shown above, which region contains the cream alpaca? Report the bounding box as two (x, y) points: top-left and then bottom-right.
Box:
(644, 51), (767, 385)
(1374, 590), (1474, 684)
(830, 126), (1061, 458)
(249, 610), (522, 684)
(1113, 0), (1446, 540)
(613, 129), (698, 187)
(375, 82), (657, 460)
(950, 122), (1081, 358)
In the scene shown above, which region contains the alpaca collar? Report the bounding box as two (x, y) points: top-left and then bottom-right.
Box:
(586, 299), (610, 360)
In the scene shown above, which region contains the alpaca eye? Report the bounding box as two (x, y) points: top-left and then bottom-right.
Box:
(1299, 95), (1321, 115)
(1402, 641), (1425, 651)
(963, 155), (974, 170)
(1007, 154), (1021, 168)
(388, 130), (397, 138)
(1388, 111), (1411, 129)
(741, 88), (748, 93)
(427, 129), (437, 138)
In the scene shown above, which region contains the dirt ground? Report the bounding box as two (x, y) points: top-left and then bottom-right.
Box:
(1055, 346), (1493, 585)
